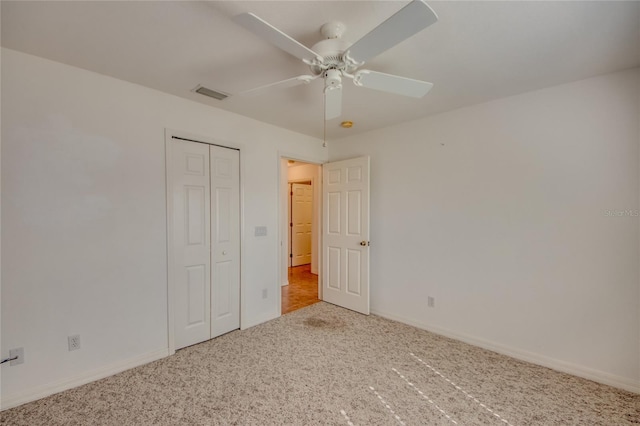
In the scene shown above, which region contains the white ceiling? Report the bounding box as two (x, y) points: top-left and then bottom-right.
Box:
(2, 1), (639, 139)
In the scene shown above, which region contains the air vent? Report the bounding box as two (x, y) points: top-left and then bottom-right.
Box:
(193, 85), (228, 101)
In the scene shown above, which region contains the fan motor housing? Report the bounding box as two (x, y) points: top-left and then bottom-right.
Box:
(309, 38), (357, 75)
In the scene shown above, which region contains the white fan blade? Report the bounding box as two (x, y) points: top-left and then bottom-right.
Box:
(233, 13), (322, 62)
(238, 75), (316, 97)
(346, 0), (438, 64)
(324, 86), (342, 120)
(354, 70), (433, 98)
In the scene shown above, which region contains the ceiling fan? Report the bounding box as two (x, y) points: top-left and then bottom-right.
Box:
(233, 0), (438, 121)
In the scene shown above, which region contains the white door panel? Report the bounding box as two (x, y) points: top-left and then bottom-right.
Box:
(172, 140), (212, 349)
(322, 156), (370, 314)
(210, 146), (240, 338)
(291, 183), (312, 266)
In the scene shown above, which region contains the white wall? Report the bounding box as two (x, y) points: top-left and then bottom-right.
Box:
(329, 68), (640, 392)
(1, 48), (327, 408)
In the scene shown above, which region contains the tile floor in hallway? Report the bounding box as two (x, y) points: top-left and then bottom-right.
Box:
(281, 264), (320, 314)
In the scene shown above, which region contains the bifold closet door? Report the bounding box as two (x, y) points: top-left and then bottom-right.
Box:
(210, 145), (240, 338)
(172, 140), (212, 349)
(172, 140), (240, 350)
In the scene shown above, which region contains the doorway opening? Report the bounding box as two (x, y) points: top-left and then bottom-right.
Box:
(280, 159), (322, 314)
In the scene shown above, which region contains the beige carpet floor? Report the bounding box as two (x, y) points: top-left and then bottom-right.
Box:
(1, 302), (638, 425)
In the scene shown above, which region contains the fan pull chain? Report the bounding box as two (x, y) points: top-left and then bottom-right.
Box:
(323, 87), (328, 148)
(323, 120), (327, 148)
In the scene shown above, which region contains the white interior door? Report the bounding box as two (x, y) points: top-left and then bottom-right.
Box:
(291, 183), (312, 267)
(171, 140), (212, 349)
(287, 183), (292, 268)
(322, 156), (370, 314)
(170, 139), (240, 350)
(210, 145), (240, 338)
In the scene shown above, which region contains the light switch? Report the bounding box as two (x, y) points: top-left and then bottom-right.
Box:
(255, 226), (267, 237)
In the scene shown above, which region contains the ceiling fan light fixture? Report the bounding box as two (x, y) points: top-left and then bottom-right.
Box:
(193, 85), (229, 101)
(324, 69), (343, 88)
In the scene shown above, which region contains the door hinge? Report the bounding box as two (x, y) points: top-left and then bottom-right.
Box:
(290, 222), (293, 227)
(290, 192), (293, 196)
(289, 253), (293, 258)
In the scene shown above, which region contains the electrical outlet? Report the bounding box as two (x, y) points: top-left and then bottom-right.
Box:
(427, 296), (435, 308)
(262, 288), (268, 299)
(68, 335), (81, 351)
(9, 347), (24, 366)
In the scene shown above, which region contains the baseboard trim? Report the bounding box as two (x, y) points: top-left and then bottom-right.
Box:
(1, 348), (169, 410)
(371, 309), (640, 394)
(242, 312), (278, 330)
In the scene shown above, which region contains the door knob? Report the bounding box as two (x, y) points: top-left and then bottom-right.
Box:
(360, 241), (368, 246)
(222, 250), (227, 255)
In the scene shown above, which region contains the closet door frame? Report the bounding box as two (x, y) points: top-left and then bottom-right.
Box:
(165, 129), (244, 355)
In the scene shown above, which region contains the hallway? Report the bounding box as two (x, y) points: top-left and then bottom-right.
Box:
(281, 264), (319, 314)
